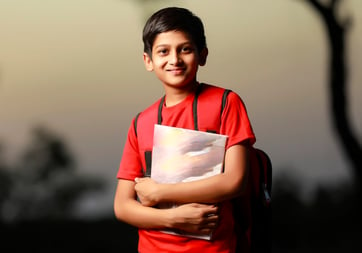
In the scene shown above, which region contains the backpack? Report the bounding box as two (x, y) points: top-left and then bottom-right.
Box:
(134, 84), (272, 253)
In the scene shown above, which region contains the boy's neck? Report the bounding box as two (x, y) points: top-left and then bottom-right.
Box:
(163, 81), (200, 107)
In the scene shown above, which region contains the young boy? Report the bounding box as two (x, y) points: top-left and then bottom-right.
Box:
(114, 7), (255, 253)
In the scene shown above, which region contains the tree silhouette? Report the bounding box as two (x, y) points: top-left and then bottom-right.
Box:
(302, 0), (362, 190)
(0, 126), (104, 222)
(21, 127), (76, 181)
(0, 143), (12, 212)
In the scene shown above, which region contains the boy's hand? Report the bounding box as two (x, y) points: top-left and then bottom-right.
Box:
(170, 203), (220, 235)
(134, 177), (160, 206)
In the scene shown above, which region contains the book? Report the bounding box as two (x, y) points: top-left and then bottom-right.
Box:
(151, 124), (228, 240)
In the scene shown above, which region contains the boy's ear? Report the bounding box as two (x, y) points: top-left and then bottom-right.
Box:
(143, 53), (154, 71)
(199, 48), (208, 66)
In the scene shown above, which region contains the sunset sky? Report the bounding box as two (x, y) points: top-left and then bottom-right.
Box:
(1, 0), (361, 218)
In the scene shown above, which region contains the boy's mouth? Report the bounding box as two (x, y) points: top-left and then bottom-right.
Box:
(167, 68), (185, 75)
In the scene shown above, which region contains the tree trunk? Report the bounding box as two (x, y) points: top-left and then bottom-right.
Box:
(306, 0), (362, 190)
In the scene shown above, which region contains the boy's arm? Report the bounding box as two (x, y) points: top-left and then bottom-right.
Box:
(135, 144), (249, 206)
(114, 179), (219, 234)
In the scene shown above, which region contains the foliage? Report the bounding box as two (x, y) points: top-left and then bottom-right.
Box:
(272, 173), (361, 252)
(0, 126), (104, 223)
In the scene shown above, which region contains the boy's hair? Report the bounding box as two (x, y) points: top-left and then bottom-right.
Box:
(142, 7), (207, 57)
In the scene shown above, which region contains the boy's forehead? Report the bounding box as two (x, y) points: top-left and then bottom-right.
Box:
(152, 30), (194, 47)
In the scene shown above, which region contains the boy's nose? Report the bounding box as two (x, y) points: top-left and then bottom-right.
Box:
(169, 52), (182, 65)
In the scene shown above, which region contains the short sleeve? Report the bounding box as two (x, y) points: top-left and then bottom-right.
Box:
(116, 118), (144, 180)
(220, 91), (256, 149)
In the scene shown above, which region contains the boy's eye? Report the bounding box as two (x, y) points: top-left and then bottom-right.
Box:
(157, 48), (168, 55)
(181, 46), (193, 53)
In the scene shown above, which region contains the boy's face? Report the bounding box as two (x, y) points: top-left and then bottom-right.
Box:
(143, 30), (207, 91)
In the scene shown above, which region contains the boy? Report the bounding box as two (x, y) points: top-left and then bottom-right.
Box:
(114, 7), (255, 253)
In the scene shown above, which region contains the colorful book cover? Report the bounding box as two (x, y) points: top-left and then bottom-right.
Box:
(151, 124), (227, 240)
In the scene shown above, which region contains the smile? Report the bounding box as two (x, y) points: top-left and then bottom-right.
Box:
(167, 68), (185, 74)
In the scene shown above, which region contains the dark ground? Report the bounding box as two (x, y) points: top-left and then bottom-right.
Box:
(0, 218), (138, 253)
(1, 174), (361, 253)
(1, 188), (361, 253)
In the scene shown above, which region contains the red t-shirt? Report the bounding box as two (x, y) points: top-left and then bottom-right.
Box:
(117, 84), (256, 253)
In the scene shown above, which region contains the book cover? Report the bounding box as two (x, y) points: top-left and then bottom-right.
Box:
(151, 124), (227, 240)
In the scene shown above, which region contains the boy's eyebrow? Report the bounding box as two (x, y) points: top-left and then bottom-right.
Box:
(154, 44), (169, 49)
(154, 42), (194, 49)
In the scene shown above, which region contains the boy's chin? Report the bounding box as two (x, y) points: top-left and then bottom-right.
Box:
(162, 80), (197, 89)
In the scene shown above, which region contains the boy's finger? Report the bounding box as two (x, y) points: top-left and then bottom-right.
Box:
(135, 177), (143, 183)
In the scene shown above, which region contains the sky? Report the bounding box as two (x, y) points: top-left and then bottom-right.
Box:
(0, 0), (361, 218)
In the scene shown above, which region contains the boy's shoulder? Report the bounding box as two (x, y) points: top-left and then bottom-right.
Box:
(134, 96), (163, 127)
(198, 83), (227, 97)
(142, 96), (163, 114)
(198, 83), (242, 105)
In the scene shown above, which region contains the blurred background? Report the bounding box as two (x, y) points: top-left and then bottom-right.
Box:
(1, 0), (361, 252)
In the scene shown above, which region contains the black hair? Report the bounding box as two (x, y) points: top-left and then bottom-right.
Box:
(142, 7), (207, 56)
